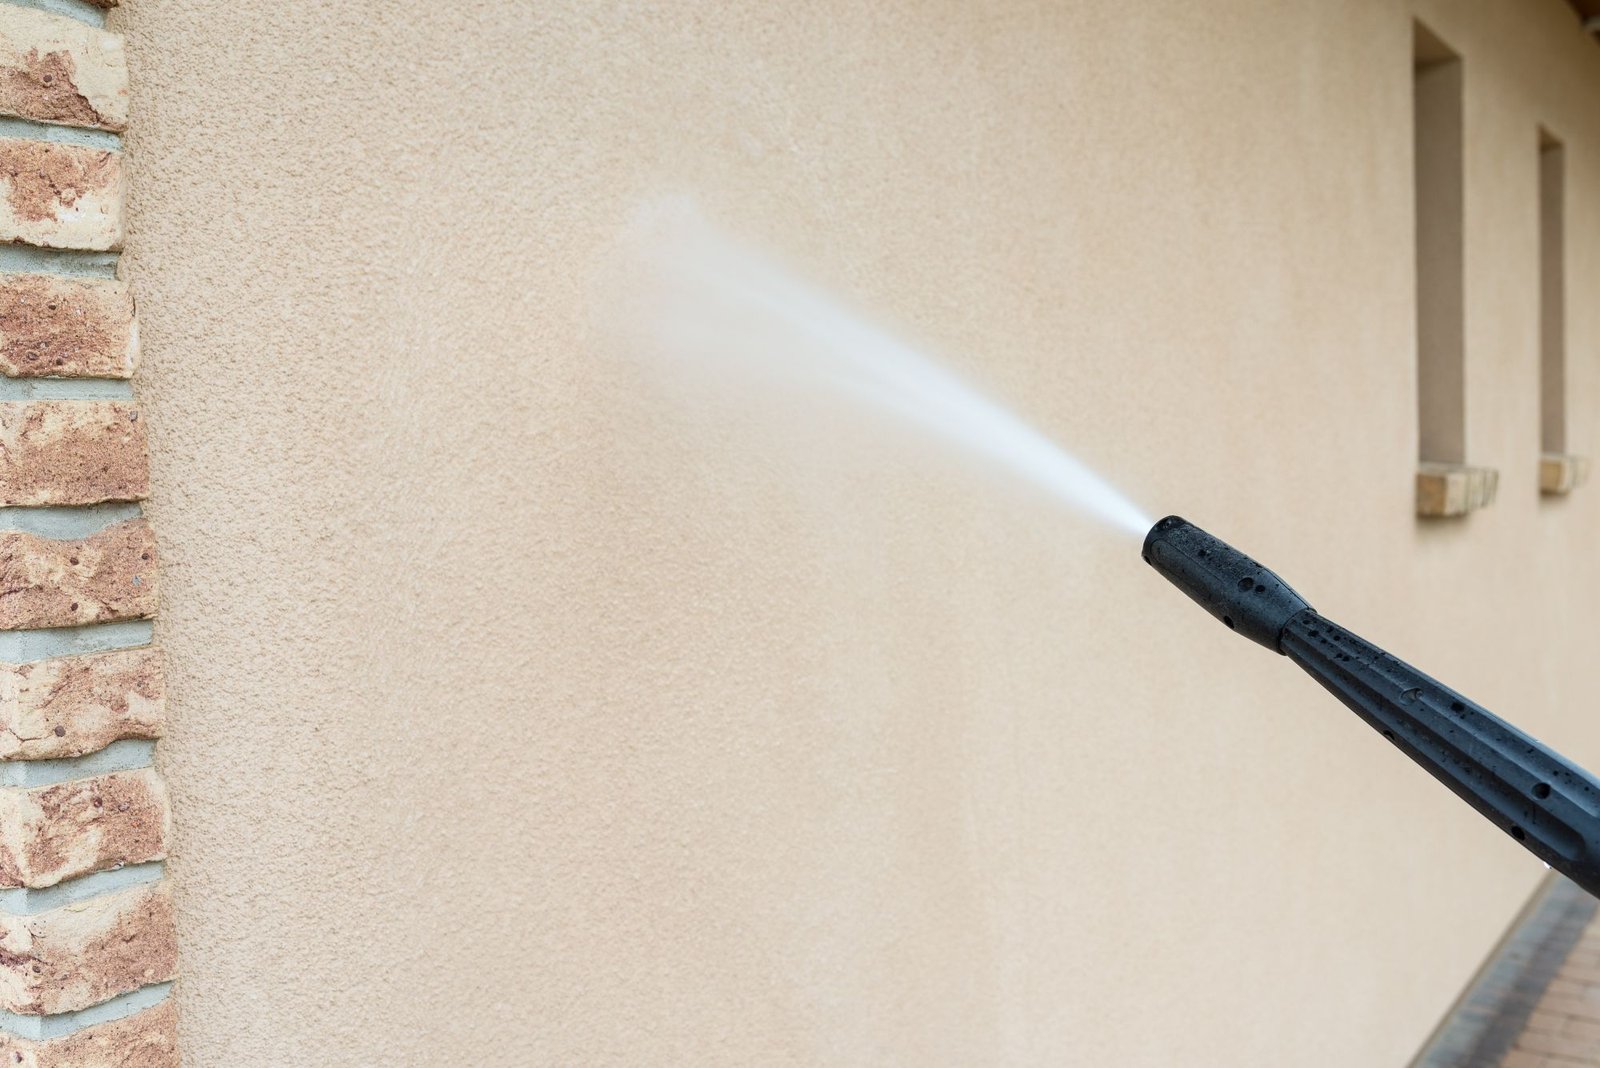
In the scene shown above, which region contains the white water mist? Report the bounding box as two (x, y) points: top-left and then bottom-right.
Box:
(601, 203), (1151, 539)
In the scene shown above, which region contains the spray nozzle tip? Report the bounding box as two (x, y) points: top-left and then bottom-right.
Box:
(1143, 516), (1312, 651)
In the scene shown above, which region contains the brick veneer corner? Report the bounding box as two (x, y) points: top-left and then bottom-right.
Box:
(0, 1), (177, 1062)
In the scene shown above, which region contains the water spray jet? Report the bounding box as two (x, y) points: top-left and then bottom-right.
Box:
(605, 205), (1153, 539)
(1145, 515), (1600, 897)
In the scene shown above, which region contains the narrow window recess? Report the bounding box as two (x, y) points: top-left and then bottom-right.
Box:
(1538, 128), (1588, 497)
(1414, 22), (1496, 518)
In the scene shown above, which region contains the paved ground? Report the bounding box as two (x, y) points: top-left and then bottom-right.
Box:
(1412, 876), (1600, 1068)
(1500, 905), (1600, 1067)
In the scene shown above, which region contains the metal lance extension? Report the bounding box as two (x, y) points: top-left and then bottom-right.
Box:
(1143, 515), (1600, 898)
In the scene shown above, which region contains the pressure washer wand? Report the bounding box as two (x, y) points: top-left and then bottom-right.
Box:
(1144, 515), (1600, 898)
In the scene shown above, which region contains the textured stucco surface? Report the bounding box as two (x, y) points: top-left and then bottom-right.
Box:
(114, 0), (1600, 1064)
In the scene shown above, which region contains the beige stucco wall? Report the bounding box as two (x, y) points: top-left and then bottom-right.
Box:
(112, 0), (1600, 1063)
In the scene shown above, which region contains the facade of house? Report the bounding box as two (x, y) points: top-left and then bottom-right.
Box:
(0, 0), (1594, 1064)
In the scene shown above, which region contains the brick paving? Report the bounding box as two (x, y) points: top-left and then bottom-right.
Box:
(1499, 912), (1600, 1066)
(1413, 876), (1599, 1067)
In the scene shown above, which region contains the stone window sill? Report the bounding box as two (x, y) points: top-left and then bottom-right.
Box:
(1417, 462), (1499, 517)
(1540, 453), (1589, 496)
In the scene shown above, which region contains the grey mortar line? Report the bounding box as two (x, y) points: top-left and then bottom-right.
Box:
(0, 379), (134, 400)
(0, 246), (118, 279)
(0, 982), (171, 1039)
(0, 0), (105, 29)
(0, 502), (143, 537)
(0, 620), (152, 663)
(0, 116), (120, 152)
(0, 861), (162, 915)
(0, 738), (152, 787)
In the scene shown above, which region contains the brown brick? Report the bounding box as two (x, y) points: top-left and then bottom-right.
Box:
(1565, 947), (1600, 968)
(1528, 1009), (1568, 1035)
(0, 881), (175, 1015)
(1548, 978), (1599, 1001)
(1499, 1052), (1549, 1068)
(1536, 993), (1600, 1022)
(0, 998), (177, 1067)
(0, 518), (157, 630)
(1560, 962), (1600, 987)
(0, 401), (147, 506)
(0, 274), (137, 379)
(0, 768), (168, 889)
(1516, 1026), (1600, 1061)
(0, 647), (162, 760)
(0, 7), (127, 132)
(0, 139), (122, 251)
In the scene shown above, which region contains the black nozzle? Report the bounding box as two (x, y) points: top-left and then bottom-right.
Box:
(1143, 514), (1600, 899)
(1142, 515), (1312, 652)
